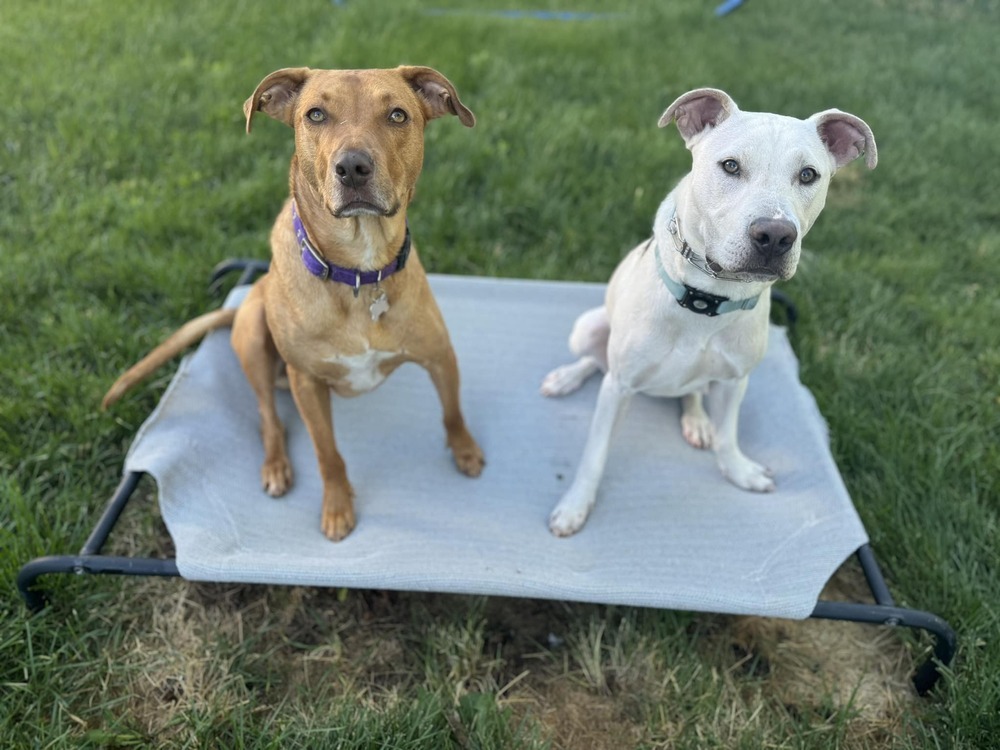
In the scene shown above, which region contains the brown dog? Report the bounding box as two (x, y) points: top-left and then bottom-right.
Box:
(103, 66), (485, 540)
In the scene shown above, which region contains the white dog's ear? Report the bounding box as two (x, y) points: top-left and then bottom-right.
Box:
(658, 88), (738, 143)
(809, 109), (878, 170)
(243, 67), (312, 134)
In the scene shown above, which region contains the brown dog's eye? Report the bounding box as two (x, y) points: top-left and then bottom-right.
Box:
(307, 108), (327, 123)
(388, 108), (408, 124)
(721, 159), (740, 175)
(799, 167), (818, 184)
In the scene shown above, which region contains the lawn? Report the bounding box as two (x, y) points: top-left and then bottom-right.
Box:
(2, 0), (998, 747)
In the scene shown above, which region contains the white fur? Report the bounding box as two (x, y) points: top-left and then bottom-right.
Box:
(324, 347), (396, 393)
(543, 89), (876, 537)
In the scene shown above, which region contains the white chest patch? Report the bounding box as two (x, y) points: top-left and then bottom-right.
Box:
(324, 348), (397, 393)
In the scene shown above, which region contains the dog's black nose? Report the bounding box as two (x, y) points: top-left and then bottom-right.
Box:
(334, 150), (374, 188)
(749, 218), (797, 259)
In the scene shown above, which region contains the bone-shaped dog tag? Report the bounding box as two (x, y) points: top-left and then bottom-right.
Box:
(369, 290), (390, 321)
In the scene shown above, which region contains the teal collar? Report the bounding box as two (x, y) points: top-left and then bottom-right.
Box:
(652, 239), (762, 317)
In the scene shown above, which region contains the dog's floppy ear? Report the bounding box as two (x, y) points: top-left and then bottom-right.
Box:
(244, 67), (312, 134)
(809, 109), (878, 170)
(658, 88), (738, 143)
(398, 66), (475, 127)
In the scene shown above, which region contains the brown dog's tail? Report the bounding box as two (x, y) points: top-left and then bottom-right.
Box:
(101, 307), (237, 410)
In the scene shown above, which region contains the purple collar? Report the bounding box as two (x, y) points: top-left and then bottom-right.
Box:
(292, 200), (411, 294)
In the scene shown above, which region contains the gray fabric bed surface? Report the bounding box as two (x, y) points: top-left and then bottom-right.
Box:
(124, 275), (867, 619)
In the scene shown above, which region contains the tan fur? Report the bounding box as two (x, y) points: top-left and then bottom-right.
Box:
(104, 66), (483, 541)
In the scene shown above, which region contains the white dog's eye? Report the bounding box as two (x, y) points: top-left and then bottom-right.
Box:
(307, 108), (327, 123)
(721, 159), (740, 175)
(388, 108), (408, 124)
(799, 167), (818, 184)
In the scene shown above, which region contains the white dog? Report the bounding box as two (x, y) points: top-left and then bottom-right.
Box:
(541, 88), (877, 537)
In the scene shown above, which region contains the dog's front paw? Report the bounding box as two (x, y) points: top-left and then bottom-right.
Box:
(548, 507), (589, 537)
(548, 489), (596, 537)
(449, 431), (485, 477)
(718, 453), (775, 493)
(321, 507), (356, 542)
(320, 482), (357, 541)
(261, 458), (293, 497)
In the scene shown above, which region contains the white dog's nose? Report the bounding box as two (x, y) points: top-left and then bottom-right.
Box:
(749, 218), (797, 259)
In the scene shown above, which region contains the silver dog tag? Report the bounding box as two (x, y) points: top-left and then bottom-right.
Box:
(369, 290), (390, 321)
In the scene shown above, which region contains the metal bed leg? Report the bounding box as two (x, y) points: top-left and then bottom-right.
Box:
(769, 288), (799, 333)
(19, 260), (269, 614)
(810, 545), (957, 696)
(209, 258), (269, 294)
(17, 554), (180, 613)
(17, 471), (179, 613)
(19, 269), (957, 699)
(856, 542), (895, 606)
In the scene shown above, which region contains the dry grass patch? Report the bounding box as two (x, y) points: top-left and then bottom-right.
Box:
(99, 488), (921, 748)
(695, 563), (920, 747)
(119, 586), (255, 740)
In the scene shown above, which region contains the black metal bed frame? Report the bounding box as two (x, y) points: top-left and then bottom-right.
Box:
(17, 260), (956, 696)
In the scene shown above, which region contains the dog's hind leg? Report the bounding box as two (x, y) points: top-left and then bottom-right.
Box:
(540, 357), (601, 397)
(540, 306), (609, 397)
(231, 284), (293, 497)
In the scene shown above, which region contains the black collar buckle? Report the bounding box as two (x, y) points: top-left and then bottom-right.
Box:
(678, 285), (728, 317)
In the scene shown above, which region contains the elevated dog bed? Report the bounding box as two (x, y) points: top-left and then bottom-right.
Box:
(19, 264), (955, 693)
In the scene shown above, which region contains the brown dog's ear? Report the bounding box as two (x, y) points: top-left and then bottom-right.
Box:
(658, 88), (738, 144)
(243, 67), (312, 134)
(809, 109), (878, 170)
(398, 66), (475, 127)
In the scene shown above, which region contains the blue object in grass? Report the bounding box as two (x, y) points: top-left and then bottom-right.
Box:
(424, 9), (624, 21)
(716, 0), (746, 16)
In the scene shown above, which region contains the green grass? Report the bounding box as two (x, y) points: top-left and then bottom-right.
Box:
(2, 0), (999, 747)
